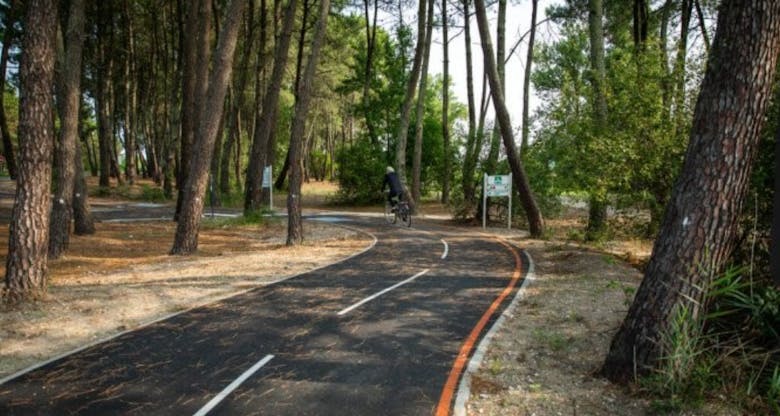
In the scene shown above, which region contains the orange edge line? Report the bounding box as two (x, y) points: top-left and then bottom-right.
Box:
(434, 239), (522, 416)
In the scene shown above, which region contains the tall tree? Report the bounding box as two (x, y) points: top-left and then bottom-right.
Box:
(394, 0), (428, 202)
(585, 0), (608, 240)
(441, 0), (451, 204)
(49, 0), (86, 260)
(220, 0), (256, 196)
(4, 0), (57, 301)
(521, 0), (538, 154)
(0, 0), (18, 179)
(123, 0), (138, 184)
(461, 0), (479, 207)
(72, 116), (95, 236)
(176, 0), (213, 220)
(601, 0), (780, 382)
(412, 0), (434, 204)
(483, 0), (506, 178)
(473, 0), (544, 237)
(287, 0), (331, 245)
(362, 0), (379, 143)
(171, 0), (245, 254)
(244, 0), (299, 213)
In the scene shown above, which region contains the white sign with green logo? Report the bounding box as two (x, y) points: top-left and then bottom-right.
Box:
(483, 173), (513, 229)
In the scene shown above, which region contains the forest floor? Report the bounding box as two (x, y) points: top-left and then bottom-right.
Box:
(0, 179), (738, 414)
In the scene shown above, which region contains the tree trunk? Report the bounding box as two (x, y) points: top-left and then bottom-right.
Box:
(0, 0), (19, 180)
(220, 0), (256, 196)
(123, 0), (137, 185)
(73, 119), (95, 235)
(287, 0), (330, 245)
(96, 38), (113, 188)
(773, 114), (780, 286)
(176, 0), (212, 221)
(394, 0), (428, 202)
(245, 0), (299, 213)
(601, 0), (780, 382)
(586, 0), (608, 241)
(49, 0), (86, 260)
(632, 0), (649, 49)
(171, 0), (245, 255)
(362, 0), (379, 144)
(4, 0), (57, 302)
(441, 0), (450, 204)
(412, 0), (434, 205)
(694, 0), (711, 52)
(483, 0), (506, 179)
(461, 0), (478, 207)
(673, 0), (693, 138)
(473, 0), (544, 237)
(274, 0), (311, 193)
(521, 0), (538, 154)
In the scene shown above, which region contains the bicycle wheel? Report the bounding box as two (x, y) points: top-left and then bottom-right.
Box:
(384, 201), (397, 224)
(399, 204), (412, 227)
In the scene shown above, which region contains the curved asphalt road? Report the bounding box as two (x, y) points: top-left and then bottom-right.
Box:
(0, 213), (528, 415)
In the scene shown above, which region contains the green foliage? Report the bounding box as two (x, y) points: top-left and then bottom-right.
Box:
(140, 184), (167, 202)
(528, 19), (689, 234)
(642, 267), (780, 413)
(335, 139), (386, 204)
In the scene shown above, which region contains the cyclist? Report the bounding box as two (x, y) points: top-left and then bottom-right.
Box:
(382, 166), (403, 210)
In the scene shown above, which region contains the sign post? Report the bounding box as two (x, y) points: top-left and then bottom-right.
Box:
(482, 173), (513, 229)
(262, 165), (273, 211)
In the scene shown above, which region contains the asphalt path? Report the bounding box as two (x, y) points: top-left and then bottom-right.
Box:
(0, 212), (528, 415)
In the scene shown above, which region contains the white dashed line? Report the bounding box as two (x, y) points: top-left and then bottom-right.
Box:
(337, 269), (430, 316)
(441, 239), (449, 259)
(193, 354), (275, 416)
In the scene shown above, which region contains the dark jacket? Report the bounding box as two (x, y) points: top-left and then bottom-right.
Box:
(383, 171), (403, 196)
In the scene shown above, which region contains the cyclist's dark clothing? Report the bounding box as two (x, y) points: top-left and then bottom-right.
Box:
(383, 171), (403, 203)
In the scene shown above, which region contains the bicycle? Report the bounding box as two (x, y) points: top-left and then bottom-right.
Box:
(384, 197), (412, 227)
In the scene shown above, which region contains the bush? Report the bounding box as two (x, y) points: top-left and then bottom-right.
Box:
(335, 140), (387, 205)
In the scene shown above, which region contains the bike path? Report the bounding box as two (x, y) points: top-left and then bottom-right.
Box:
(0, 215), (527, 415)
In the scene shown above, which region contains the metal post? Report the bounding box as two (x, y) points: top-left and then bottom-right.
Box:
(482, 173), (487, 229)
(508, 173), (512, 229)
(269, 166), (273, 211)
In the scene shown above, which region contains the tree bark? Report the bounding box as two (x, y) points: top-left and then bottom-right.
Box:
(521, 0), (538, 155)
(176, 0), (212, 221)
(694, 0), (710, 52)
(483, 0), (506, 179)
(394, 0), (428, 202)
(220, 0), (256, 196)
(412, 0), (434, 205)
(244, 0), (299, 213)
(50, 0), (86, 260)
(73, 118), (95, 235)
(441, 0), (451, 204)
(123, 0), (138, 185)
(0, 0), (19, 179)
(586, 0), (608, 241)
(273, 0), (311, 192)
(287, 0), (330, 245)
(171, 0), (245, 255)
(96, 36), (113, 188)
(773, 114), (780, 286)
(461, 0), (479, 207)
(632, 0), (649, 49)
(362, 0), (379, 144)
(601, 0), (780, 382)
(4, 0), (57, 302)
(473, 0), (543, 237)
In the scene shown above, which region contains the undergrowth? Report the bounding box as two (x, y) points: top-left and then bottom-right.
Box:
(642, 267), (780, 413)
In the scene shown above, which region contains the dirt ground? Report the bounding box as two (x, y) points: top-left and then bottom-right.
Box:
(0, 180), (731, 414)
